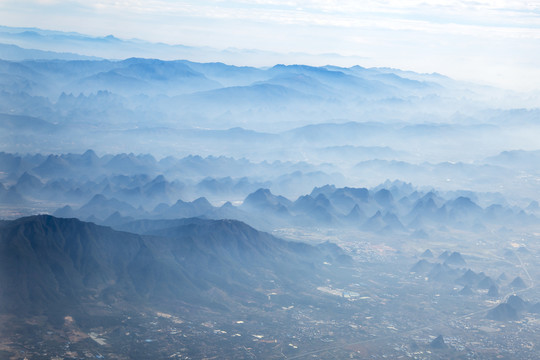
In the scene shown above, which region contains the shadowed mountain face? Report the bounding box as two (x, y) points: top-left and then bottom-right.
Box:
(0, 215), (148, 319)
(0, 215), (350, 324)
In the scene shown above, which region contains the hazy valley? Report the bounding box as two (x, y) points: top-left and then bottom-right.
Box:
(1, 25), (540, 359)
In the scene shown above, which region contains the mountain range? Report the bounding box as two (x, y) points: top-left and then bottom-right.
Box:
(2, 149), (537, 235)
(2, 29), (540, 200)
(0, 215), (350, 326)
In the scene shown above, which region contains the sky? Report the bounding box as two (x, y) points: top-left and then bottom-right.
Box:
(2, 0), (540, 91)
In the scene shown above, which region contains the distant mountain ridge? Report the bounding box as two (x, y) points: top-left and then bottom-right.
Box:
(0, 43), (101, 61)
(0, 25), (368, 67)
(2, 42), (539, 201)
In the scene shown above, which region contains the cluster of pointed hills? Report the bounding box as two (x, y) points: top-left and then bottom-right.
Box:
(2, 150), (538, 236)
(411, 249), (529, 299)
(41, 186), (540, 235)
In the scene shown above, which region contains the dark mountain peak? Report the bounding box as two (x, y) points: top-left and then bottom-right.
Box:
(245, 188), (272, 202)
(314, 192), (331, 206)
(427, 262), (455, 282)
(449, 196), (482, 212)
(190, 218), (268, 238)
(509, 276), (527, 290)
(16, 171), (43, 187)
(414, 196), (438, 212)
(290, 193), (336, 225)
(80, 149), (100, 165)
(293, 194), (315, 205)
(192, 196), (212, 208)
(507, 294), (528, 312)
(147, 217), (348, 265)
(77, 194), (138, 220)
(172, 198), (187, 206)
(243, 188), (291, 210)
(7, 214), (87, 232)
(361, 210), (385, 231)
(477, 275), (496, 289)
(149, 174), (166, 184)
(32, 154), (70, 177)
(114, 217), (206, 234)
(382, 212), (405, 231)
(163, 197), (214, 218)
(438, 250), (450, 260)
(410, 259), (431, 273)
(102, 211), (134, 226)
(487, 303), (519, 321)
(142, 175), (173, 199)
(293, 192), (332, 209)
(444, 251), (466, 266)
(221, 201), (235, 209)
(0, 215), (144, 316)
(420, 249), (433, 258)
(345, 204), (366, 223)
(430, 335), (447, 349)
(82, 148), (98, 158)
(456, 269), (478, 286)
(420, 190), (440, 201)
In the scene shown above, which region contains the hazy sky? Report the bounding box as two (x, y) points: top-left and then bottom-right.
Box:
(2, 0), (540, 90)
